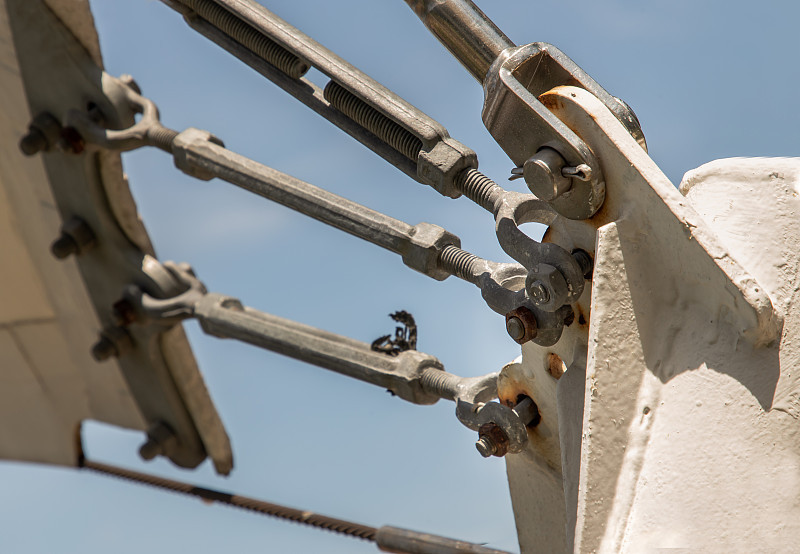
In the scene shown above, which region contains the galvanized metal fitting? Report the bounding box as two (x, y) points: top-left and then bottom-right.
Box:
(50, 216), (97, 259)
(505, 306), (537, 344)
(171, 128), (228, 181)
(525, 264), (569, 312)
(403, 222), (461, 281)
(417, 137), (478, 199)
(520, 147), (572, 201)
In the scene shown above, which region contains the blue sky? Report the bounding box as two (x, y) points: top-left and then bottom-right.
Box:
(2, 1), (798, 552)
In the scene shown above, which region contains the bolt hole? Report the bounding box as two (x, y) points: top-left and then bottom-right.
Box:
(547, 353), (567, 380)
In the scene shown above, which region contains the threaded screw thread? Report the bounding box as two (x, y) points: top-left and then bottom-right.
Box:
(438, 245), (481, 283)
(454, 168), (503, 212)
(419, 367), (461, 401)
(324, 81), (422, 162)
(185, 0), (309, 79)
(147, 126), (180, 153)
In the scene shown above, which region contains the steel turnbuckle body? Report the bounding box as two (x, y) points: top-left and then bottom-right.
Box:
(117, 260), (536, 456)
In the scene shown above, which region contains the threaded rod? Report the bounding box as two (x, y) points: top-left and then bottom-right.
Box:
(146, 126), (180, 153)
(324, 81), (423, 162)
(438, 245), (482, 284)
(419, 367), (462, 401)
(181, 0), (309, 79)
(454, 168), (503, 212)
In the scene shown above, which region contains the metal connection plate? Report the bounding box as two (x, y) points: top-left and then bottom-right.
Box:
(0, 0), (231, 474)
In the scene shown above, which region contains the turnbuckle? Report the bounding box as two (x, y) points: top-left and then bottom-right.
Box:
(119, 261), (538, 456)
(156, 0), (590, 318)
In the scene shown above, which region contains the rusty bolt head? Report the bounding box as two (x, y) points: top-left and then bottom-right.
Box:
(112, 299), (138, 326)
(59, 127), (85, 154)
(505, 306), (537, 345)
(477, 423), (510, 458)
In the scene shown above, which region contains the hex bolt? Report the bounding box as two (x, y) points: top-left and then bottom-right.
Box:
(527, 280), (550, 305)
(50, 216), (97, 259)
(19, 112), (62, 156)
(525, 264), (570, 312)
(19, 127), (48, 156)
(91, 335), (118, 361)
(522, 147), (573, 201)
(138, 438), (162, 461)
(90, 327), (132, 362)
(475, 435), (497, 458)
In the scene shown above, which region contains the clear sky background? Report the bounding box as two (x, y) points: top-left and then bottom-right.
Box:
(2, 1), (799, 553)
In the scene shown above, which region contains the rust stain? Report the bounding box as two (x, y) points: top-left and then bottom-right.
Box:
(547, 352), (567, 380)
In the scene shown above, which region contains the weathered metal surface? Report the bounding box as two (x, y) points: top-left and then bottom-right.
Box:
(497, 85), (788, 553)
(0, 0), (232, 474)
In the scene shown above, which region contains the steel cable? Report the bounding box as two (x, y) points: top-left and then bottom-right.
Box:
(80, 458), (377, 541)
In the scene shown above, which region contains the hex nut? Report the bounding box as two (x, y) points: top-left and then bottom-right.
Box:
(525, 264), (569, 312)
(402, 222), (461, 281)
(172, 128), (227, 181)
(417, 137), (477, 199)
(477, 423), (510, 458)
(505, 306), (538, 345)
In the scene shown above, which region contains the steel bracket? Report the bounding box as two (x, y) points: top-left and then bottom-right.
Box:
(483, 43), (645, 220)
